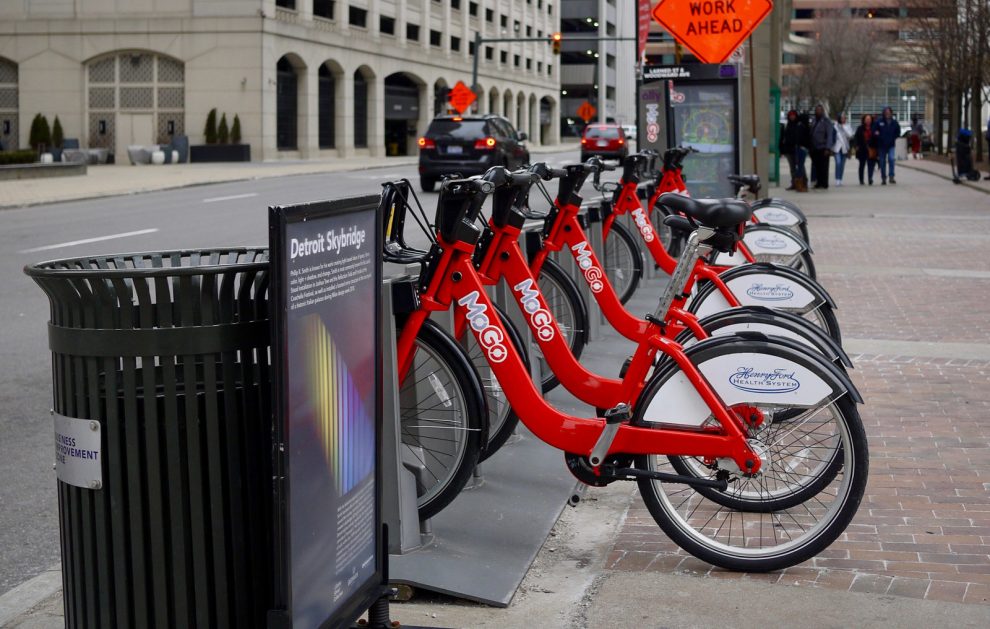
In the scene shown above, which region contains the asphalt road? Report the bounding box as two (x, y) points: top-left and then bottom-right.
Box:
(0, 147), (591, 594)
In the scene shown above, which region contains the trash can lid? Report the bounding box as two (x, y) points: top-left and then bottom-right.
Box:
(24, 247), (269, 279)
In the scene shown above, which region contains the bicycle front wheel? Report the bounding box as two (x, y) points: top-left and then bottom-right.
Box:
(537, 258), (588, 393)
(399, 319), (487, 519)
(602, 220), (644, 304)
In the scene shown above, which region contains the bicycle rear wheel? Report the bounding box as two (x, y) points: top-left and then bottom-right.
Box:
(399, 319), (487, 519)
(602, 220), (644, 304)
(537, 258), (588, 393)
(633, 338), (868, 571)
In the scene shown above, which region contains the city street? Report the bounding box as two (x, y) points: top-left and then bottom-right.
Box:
(0, 147), (582, 595)
(3, 158), (990, 627)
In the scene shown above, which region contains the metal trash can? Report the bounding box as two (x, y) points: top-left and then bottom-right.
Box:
(25, 248), (273, 629)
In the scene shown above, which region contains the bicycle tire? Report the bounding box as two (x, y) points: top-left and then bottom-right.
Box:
(399, 319), (487, 520)
(537, 258), (589, 393)
(633, 339), (868, 572)
(601, 220), (644, 304)
(460, 304), (529, 463)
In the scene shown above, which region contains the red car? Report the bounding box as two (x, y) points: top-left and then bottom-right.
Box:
(580, 124), (628, 162)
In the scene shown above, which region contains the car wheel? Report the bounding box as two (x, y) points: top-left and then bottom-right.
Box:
(420, 176), (436, 192)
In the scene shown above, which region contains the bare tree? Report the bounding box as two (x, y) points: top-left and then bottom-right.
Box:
(791, 7), (891, 116)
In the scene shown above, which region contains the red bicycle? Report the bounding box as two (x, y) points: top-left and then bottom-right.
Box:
(599, 154), (841, 343)
(385, 169), (868, 572)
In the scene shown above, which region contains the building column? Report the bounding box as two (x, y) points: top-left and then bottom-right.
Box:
(529, 97), (538, 145)
(261, 53), (278, 160)
(421, 0), (431, 52)
(549, 97), (560, 145)
(301, 65), (318, 158)
(369, 73), (385, 157)
(339, 0), (350, 32)
(339, 69), (356, 157)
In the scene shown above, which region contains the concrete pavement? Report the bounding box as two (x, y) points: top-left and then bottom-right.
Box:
(3, 163), (989, 627)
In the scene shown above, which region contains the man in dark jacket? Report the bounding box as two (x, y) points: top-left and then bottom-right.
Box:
(874, 106), (901, 184)
(810, 104), (836, 189)
(779, 109), (809, 190)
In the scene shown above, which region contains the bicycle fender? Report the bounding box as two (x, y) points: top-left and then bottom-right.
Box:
(637, 335), (862, 428)
(750, 197), (808, 223)
(676, 307), (848, 367)
(688, 263), (838, 321)
(752, 204), (803, 227)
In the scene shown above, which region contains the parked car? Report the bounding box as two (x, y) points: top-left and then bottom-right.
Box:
(580, 123), (628, 162)
(417, 114), (530, 191)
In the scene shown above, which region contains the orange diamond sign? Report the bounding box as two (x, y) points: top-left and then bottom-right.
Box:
(448, 81), (477, 114)
(652, 0), (773, 64)
(577, 101), (597, 123)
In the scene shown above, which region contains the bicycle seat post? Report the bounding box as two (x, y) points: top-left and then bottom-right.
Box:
(651, 225), (715, 323)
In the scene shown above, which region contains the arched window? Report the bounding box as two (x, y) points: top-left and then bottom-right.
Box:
(0, 59), (17, 150)
(318, 64), (336, 149)
(276, 57), (299, 150)
(353, 70), (369, 149)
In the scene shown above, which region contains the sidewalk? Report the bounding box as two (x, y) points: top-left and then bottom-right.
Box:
(897, 155), (990, 194)
(3, 165), (988, 628)
(0, 143), (577, 210)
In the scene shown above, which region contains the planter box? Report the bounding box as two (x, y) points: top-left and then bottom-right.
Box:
(190, 144), (251, 163)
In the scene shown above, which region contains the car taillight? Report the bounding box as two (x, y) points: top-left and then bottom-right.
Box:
(474, 137), (497, 150)
(418, 137), (436, 149)
(581, 137), (588, 144)
(617, 138), (624, 145)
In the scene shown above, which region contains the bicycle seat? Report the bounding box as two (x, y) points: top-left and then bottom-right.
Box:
(658, 193), (753, 228)
(728, 174), (761, 194)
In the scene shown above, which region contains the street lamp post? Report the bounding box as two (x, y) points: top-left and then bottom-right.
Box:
(902, 94), (917, 121)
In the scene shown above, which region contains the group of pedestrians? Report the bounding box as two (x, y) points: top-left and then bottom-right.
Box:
(781, 105), (903, 191)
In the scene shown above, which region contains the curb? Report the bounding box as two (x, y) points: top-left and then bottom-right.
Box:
(898, 161), (990, 195)
(0, 564), (62, 626)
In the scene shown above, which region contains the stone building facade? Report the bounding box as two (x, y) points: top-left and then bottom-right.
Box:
(0, 0), (561, 160)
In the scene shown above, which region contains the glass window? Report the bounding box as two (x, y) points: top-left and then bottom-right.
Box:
(313, 0), (334, 19)
(380, 15), (395, 35)
(407, 23), (420, 41)
(348, 6), (367, 28)
(451, 36), (461, 51)
(430, 30), (442, 47)
(426, 118), (487, 139)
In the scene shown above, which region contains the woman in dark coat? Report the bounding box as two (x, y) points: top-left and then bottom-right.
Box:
(853, 114), (879, 185)
(779, 109), (809, 190)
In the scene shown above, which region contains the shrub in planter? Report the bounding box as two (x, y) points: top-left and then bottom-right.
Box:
(51, 117), (64, 149)
(231, 115), (242, 144)
(0, 149), (38, 165)
(204, 108), (218, 144)
(29, 114), (51, 152)
(218, 113), (229, 144)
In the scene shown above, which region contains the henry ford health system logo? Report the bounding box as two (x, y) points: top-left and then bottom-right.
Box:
(753, 236), (788, 250)
(512, 279), (556, 341)
(761, 210), (791, 223)
(631, 208), (655, 242)
(571, 241), (604, 293)
(729, 367), (800, 394)
(745, 283), (794, 301)
(458, 291), (508, 362)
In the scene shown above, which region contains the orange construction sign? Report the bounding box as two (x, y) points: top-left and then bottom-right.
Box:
(652, 0), (773, 65)
(448, 81), (477, 114)
(577, 101), (597, 123)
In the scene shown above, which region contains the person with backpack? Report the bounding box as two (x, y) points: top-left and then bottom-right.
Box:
(810, 104), (836, 189)
(874, 106), (901, 184)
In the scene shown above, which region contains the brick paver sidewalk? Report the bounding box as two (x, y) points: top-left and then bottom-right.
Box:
(606, 166), (990, 605)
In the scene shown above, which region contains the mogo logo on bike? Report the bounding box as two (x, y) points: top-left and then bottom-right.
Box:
(512, 279), (556, 341)
(630, 208), (655, 242)
(458, 291), (508, 363)
(570, 241), (605, 293)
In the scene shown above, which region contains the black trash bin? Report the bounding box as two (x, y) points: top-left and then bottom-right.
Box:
(25, 248), (273, 629)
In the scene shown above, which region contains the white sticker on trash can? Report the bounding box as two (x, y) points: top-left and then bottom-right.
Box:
(53, 413), (102, 490)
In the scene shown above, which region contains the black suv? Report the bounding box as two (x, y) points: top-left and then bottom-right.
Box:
(418, 114), (530, 191)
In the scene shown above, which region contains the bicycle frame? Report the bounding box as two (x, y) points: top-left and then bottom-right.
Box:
(529, 194), (708, 344)
(393, 225), (761, 471)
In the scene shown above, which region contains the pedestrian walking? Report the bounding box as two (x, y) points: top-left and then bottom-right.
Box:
(909, 115), (924, 159)
(853, 114), (879, 185)
(985, 117), (990, 180)
(875, 106), (901, 184)
(810, 104), (835, 189)
(832, 113), (853, 186)
(780, 109), (809, 191)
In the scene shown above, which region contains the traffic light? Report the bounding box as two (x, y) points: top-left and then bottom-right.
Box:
(551, 32), (562, 55)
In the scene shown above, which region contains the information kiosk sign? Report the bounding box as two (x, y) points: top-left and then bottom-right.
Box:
(269, 195), (383, 629)
(651, 0), (773, 64)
